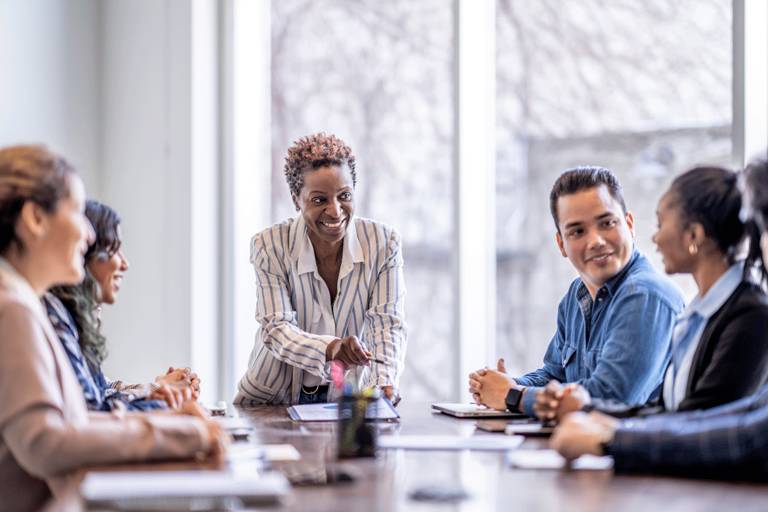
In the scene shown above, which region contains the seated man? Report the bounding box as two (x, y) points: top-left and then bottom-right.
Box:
(549, 156), (768, 482)
(469, 166), (684, 417)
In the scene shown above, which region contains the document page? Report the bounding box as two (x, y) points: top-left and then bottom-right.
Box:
(378, 434), (525, 451)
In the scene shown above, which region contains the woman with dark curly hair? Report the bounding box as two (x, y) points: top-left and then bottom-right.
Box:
(235, 132), (407, 405)
(46, 200), (200, 412)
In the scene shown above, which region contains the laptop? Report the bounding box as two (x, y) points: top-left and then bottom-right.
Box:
(431, 402), (528, 419)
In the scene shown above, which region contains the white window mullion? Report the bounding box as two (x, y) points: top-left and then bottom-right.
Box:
(189, 0), (220, 404)
(733, 0), (768, 165)
(220, 0), (272, 401)
(455, 0), (496, 399)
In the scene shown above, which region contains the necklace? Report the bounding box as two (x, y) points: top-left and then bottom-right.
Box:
(302, 383), (321, 395)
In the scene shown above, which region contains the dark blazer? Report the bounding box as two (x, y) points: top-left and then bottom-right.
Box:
(609, 381), (768, 481)
(589, 280), (768, 417)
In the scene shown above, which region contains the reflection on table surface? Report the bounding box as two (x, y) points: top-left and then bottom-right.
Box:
(70, 402), (768, 512)
(234, 403), (768, 512)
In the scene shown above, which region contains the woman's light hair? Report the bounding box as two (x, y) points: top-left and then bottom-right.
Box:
(0, 145), (74, 254)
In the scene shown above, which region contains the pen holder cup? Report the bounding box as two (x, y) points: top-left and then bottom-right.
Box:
(337, 395), (377, 459)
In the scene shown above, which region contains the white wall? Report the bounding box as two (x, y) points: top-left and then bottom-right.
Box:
(0, 0), (101, 192)
(0, 0), (226, 403)
(99, 0), (220, 402)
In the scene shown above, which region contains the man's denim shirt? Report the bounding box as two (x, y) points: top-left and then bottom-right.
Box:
(515, 250), (685, 416)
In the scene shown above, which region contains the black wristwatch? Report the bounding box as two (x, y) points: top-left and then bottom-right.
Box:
(505, 387), (525, 412)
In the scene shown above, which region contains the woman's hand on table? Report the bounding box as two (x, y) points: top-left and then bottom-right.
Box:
(156, 366), (201, 399)
(149, 383), (192, 410)
(326, 335), (372, 367)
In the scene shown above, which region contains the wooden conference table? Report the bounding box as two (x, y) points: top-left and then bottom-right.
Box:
(71, 402), (767, 511)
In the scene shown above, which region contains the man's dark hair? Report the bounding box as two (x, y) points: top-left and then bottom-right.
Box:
(549, 166), (626, 230)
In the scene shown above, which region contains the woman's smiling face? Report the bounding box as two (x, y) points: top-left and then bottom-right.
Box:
(293, 164), (355, 246)
(86, 238), (129, 305)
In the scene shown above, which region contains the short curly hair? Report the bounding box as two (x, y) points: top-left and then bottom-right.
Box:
(283, 132), (357, 197)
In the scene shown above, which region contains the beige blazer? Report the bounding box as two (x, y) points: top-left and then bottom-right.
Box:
(0, 259), (209, 512)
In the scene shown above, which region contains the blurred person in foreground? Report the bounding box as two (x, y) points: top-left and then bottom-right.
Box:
(0, 145), (225, 512)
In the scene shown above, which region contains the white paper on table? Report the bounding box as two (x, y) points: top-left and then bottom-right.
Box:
(377, 434), (524, 451)
(81, 470), (290, 501)
(507, 449), (613, 470)
(213, 416), (252, 430)
(226, 443), (301, 462)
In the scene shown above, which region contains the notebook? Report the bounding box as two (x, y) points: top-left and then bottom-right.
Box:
(81, 470), (290, 509)
(431, 403), (528, 419)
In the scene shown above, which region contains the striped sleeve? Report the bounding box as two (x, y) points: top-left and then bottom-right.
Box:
(365, 226), (407, 388)
(250, 230), (335, 377)
(107, 379), (152, 398)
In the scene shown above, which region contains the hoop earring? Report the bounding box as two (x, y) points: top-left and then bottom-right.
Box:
(688, 243), (698, 255)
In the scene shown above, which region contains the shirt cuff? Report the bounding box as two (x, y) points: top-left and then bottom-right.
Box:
(308, 334), (337, 377)
(601, 424), (639, 468)
(521, 385), (542, 417)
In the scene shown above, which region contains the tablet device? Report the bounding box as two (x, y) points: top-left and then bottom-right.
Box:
(431, 403), (528, 419)
(287, 397), (400, 422)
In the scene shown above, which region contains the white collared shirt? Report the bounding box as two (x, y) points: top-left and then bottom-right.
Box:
(663, 262), (744, 411)
(297, 220), (362, 387)
(235, 215), (407, 405)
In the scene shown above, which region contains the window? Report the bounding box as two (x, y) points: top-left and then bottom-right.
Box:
(270, 0), (455, 401)
(495, 0), (733, 374)
(226, 0), (758, 401)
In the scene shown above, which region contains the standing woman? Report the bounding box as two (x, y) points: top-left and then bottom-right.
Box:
(235, 133), (407, 405)
(0, 145), (222, 511)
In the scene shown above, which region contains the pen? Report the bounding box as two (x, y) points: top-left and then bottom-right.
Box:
(371, 357), (386, 365)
